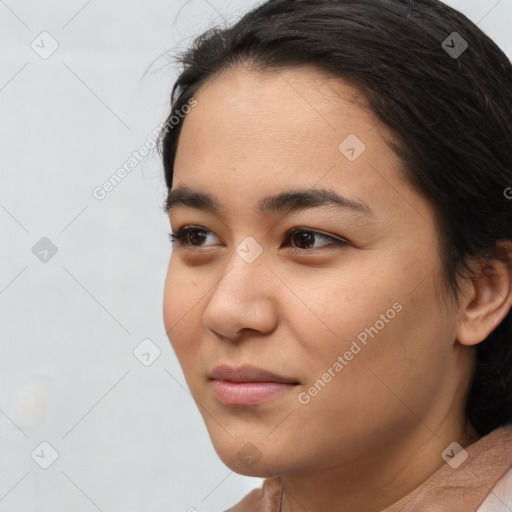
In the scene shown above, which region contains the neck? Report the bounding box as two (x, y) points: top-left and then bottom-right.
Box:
(280, 419), (479, 512)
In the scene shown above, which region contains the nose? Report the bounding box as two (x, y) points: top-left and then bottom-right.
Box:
(202, 257), (279, 342)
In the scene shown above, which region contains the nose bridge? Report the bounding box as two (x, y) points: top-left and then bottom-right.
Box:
(215, 234), (267, 295)
(212, 245), (267, 306)
(202, 245), (277, 339)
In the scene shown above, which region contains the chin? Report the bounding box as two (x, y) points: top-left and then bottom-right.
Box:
(209, 435), (286, 477)
(219, 455), (283, 478)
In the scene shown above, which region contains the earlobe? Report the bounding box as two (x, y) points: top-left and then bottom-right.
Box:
(457, 244), (512, 347)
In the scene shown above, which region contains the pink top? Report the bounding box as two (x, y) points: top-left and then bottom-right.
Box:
(225, 424), (512, 512)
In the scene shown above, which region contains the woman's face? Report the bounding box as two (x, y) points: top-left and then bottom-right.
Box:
(163, 65), (473, 477)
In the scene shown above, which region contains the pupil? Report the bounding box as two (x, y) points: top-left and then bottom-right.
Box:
(191, 230), (206, 245)
(295, 232), (314, 249)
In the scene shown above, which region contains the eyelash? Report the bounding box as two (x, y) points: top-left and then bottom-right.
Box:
(168, 226), (348, 254)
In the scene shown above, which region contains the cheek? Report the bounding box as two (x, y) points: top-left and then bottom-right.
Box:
(302, 282), (451, 425)
(279, 262), (396, 361)
(285, 253), (449, 408)
(163, 261), (204, 363)
(281, 306), (447, 471)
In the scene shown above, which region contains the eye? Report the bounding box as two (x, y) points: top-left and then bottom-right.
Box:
(169, 226), (348, 253)
(285, 227), (348, 253)
(169, 226), (218, 248)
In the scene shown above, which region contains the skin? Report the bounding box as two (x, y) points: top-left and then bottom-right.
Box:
(163, 64), (512, 512)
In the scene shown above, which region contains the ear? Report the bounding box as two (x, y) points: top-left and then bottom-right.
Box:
(457, 241), (512, 347)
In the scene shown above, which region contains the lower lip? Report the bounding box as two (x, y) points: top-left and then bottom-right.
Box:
(211, 380), (298, 406)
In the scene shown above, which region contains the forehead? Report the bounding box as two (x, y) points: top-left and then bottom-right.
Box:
(172, 65), (420, 222)
(180, 64), (375, 149)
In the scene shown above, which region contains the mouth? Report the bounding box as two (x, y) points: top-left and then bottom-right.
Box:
(208, 364), (300, 406)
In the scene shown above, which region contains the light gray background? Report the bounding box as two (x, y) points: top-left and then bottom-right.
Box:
(1, 1), (511, 511)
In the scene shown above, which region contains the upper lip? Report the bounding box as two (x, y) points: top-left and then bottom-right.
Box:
(209, 364), (299, 384)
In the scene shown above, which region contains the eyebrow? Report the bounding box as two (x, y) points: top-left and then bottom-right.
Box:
(165, 186), (375, 218)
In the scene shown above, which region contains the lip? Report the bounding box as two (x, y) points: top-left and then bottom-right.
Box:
(209, 364), (299, 406)
(209, 364), (299, 384)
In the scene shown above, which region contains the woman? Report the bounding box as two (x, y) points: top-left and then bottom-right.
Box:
(158, 0), (512, 510)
